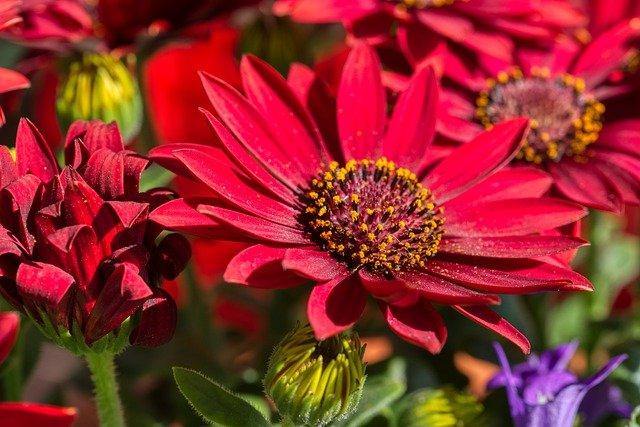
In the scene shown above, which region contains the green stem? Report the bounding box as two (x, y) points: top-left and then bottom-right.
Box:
(85, 351), (126, 427)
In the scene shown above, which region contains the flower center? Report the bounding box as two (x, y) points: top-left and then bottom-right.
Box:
(390, 0), (456, 10)
(299, 158), (445, 276)
(476, 67), (604, 164)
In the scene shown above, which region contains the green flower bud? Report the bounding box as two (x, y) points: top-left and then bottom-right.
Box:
(398, 386), (488, 427)
(265, 324), (366, 426)
(56, 53), (142, 141)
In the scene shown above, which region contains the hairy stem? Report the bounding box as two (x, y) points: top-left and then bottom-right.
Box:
(85, 351), (126, 427)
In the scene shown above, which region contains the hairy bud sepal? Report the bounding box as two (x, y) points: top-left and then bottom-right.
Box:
(265, 324), (366, 426)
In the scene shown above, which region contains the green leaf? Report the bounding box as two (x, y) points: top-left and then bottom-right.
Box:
(173, 367), (271, 427)
(335, 358), (407, 427)
(140, 163), (175, 192)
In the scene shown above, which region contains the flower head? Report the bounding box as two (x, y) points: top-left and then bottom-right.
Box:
(265, 323), (366, 426)
(490, 342), (630, 427)
(56, 53), (142, 141)
(440, 19), (640, 212)
(150, 43), (591, 354)
(274, 0), (586, 67)
(0, 119), (189, 352)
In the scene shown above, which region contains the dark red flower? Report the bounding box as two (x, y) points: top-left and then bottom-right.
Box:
(274, 0), (586, 74)
(0, 119), (188, 348)
(97, 0), (259, 48)
(577, 0), (640, 35)
(0, 312), (77, 427)
(437, 19), (640, 213)
(1, 0), (92, 47)
(0, 0), (20, 31)
(0, 67), (29, 126)
(150, 44), (591, 354)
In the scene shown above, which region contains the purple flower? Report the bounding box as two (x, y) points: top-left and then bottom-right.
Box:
(490, 342), (630, 427)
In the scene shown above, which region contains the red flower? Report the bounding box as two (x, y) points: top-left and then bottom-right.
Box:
(0, 0), (20, 31)
(577, 0), (640, 35)
(0, 312), (77, 427)
(150, 44), (591, 354)
(97, 0), (259, 48)
(1, 0), (92, 47)
(0, 119), (189, 348)
(0, 67), (29, 126)
(274, 0), (586, 70)
(437, 19), (640, 212)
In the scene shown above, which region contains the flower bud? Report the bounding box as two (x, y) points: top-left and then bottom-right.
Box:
(56, 53), (142, 141)
(265, 324), (366, 426)
(398, 386), (488, 427)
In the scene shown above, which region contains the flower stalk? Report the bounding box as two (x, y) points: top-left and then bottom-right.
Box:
(85, 351), (126, 427)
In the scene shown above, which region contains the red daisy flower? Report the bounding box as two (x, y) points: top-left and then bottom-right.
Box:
(0, 67), (29, 126)
(0, 312), (77, 427)
(437, 19), (640, 212)
(273, 0), (586, 67)
(576, 0), (640, 35)
(150, 43), (591, 354)
(0, 119), (189, 348)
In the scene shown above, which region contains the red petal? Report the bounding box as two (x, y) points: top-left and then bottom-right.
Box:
(199, 72), (307, 188)
(224, 244), (307, 289)
(170, 148), (298, 227)
(283, 246), (349, 282)
(337, 43), (386, 160)
(199, 205), (308, 245)
(381, 299), (447, 354)
(0, 311), (19, 366)
(445, 198), (587, 237)
(0, 145), (17, 188)
(439, 235), (588, 258)
(549, 160), (620, 212)
(84, 264), (152, 344)
(16, 262), (75, 328)
(149, 198), (224, 238)
(383, 66), (438, 169)
(425, 258), (592, 294)
(307, 273), (366, 340)
(396, 271), (501, 305)
(154, 233), (191, 280)
(425, 119), (529, 203)
(15, 118), (58, 182)
(241, 55), (325, 172)
(0, 403), (77, 427)
(129, 288), (177, 347)
(453, 305), (530, 354)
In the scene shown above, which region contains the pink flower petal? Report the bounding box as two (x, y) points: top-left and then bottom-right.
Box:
(15, 119), (58, 183)
(0, 402), (77, 427)
(445, 198), (587, 237)
(383, 66), (438, 169)
(396, 271), (501, 305)
(439, 235), (588, 258)
(0, 311), (19, 366)
(283, 246), (349, 282)
(224, 244), (307, 289)
(337, 43), (386, 160)
(307, 273), (366, 340)
(381, 299), (447, 354)
(453, 305), (530, 354)
(425, 119), (529, 203)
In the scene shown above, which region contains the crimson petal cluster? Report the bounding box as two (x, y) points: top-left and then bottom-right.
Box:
(0, 119), (189, 348)
(438, 19), (640, 212)
(150, 43), (592, 354)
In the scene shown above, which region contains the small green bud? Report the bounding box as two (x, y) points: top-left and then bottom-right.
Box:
(398, 386), (488, 427)
(264, 324), (366, 426)
(56, 52), (142, 141)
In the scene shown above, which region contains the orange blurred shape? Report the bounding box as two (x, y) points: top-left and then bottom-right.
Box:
(453, 352), (499, 399)
(362, 336), (393, 365)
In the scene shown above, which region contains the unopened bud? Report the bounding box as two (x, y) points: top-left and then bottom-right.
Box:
(265, 324), (366, 426)
(56, 53), (142, 141)
(398, 386), (488, 427)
